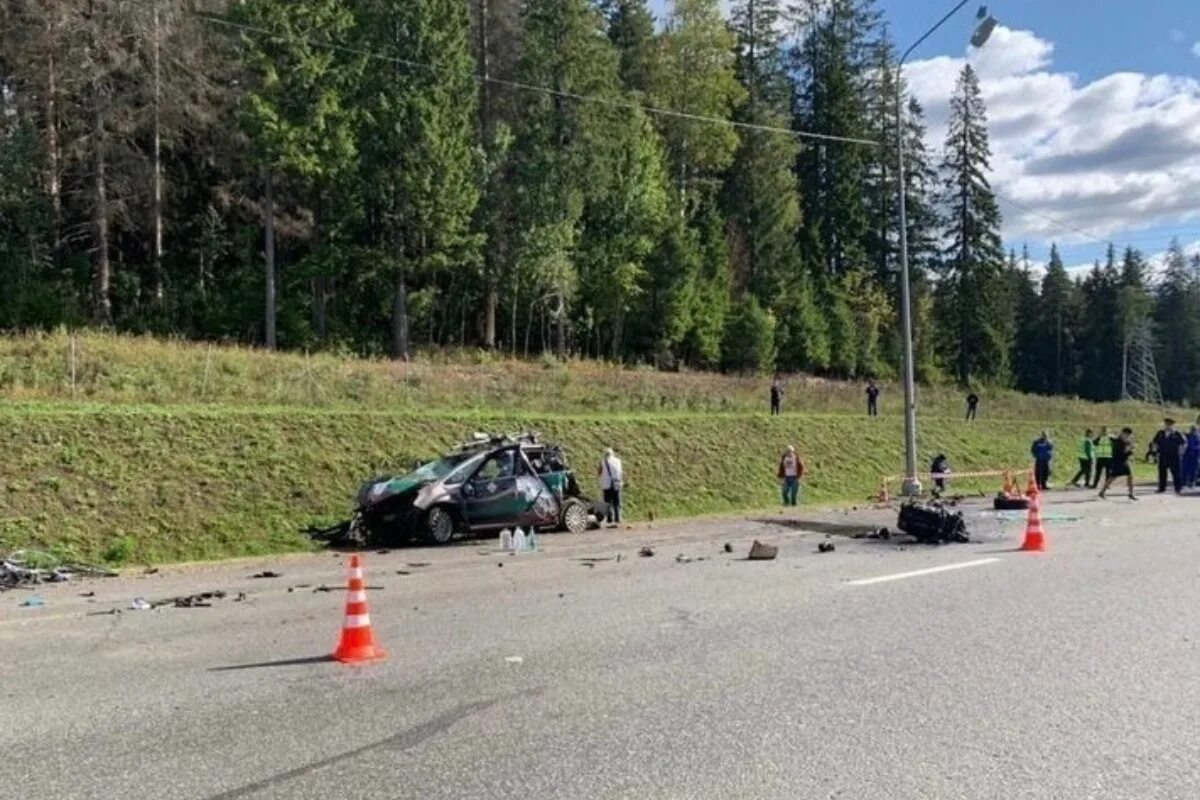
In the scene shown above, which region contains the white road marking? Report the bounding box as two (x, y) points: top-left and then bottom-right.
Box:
(847, 558), (1001, 587)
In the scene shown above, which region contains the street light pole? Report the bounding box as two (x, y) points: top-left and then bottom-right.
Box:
(896, 2), (997, 497)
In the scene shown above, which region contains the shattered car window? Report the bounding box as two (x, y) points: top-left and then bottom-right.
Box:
(407, 454), (474, 484)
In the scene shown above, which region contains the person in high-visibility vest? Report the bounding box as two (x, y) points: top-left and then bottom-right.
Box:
(1070, 428), (1095, 487)
(1091, 426), (1113, 489)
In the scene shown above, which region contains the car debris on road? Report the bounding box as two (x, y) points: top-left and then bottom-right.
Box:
(1, 550), (116, 593)
(748, 541), (778, 560)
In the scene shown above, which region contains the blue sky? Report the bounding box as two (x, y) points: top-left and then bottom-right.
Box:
(649, 0), (1200, 273)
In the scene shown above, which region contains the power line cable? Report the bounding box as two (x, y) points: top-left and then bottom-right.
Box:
(192, 11), (881, 148)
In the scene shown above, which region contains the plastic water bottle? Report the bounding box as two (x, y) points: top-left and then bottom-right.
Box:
(500, 529), (513, 551)
(513, 528), (526, 553)
(529, 531), (540, 552)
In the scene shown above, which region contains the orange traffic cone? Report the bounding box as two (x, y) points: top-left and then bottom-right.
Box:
(333, 554), (386, 664)
(1025, 469), (1039, 499)
(1020, 492), (1046, 552)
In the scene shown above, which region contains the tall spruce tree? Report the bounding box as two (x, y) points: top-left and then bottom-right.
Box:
(650, 0), (745, 214)
(1075, 244), (1122, 400)
(937, 64), (1009, 384)
(600, 0), (658, 94)
(723, 0), (802, 306)
(1008, 246), (1042, 392)
(1038, 244), (1080, 394)
(1155, 240), (1200, 403)
(354, 0), (480, 360)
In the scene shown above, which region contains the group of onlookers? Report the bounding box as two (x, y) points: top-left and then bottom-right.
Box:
(1032, 418), (1200, 499)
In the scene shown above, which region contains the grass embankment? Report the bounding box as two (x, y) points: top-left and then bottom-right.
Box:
(0, 331), (1178, 565)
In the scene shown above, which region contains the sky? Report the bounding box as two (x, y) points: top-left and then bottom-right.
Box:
(649, 0), (1200, 274)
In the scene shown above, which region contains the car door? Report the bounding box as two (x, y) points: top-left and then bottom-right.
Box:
(462, 448), (522, 528)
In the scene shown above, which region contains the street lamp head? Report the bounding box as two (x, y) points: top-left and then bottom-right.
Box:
(976, 5), (988, 20)
(971, 12), (999, 48)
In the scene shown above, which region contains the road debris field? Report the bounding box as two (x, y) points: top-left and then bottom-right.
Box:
(4, 492), (1200, 799)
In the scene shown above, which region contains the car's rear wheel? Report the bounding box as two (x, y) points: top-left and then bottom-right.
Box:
(560, 499), (588, 534)
(424, 506), (456, 545)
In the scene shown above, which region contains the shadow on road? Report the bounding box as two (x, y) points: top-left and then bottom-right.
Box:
(209, 655), (334, 672)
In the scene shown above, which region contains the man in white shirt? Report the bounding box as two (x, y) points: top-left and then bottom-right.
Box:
(598, 447), (624, 527)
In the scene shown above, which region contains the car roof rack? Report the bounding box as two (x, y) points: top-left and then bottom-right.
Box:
(451, 431), (540, 453)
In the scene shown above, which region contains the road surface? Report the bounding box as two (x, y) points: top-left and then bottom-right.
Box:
(4, 491), (1200, 799)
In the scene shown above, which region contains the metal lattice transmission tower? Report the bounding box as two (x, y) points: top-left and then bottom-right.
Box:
(1121, 321), (1164, 406)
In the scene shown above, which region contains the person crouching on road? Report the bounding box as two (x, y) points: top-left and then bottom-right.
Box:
(930, 454), (950, 498)
(1099, 428), (1137, 501)
(778, 445), (805, 507)
(598, 447), (624, 528)
(1031, 430), (1054, 491)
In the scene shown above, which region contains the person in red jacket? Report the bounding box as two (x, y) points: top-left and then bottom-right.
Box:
(777, 445), (806, 506)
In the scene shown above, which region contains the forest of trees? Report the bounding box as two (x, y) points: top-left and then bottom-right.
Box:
(2, 0), (1199, 402)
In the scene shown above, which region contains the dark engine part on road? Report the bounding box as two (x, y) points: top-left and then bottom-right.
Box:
(897, 503), (970, 544)
(993, 494), (1030, 511)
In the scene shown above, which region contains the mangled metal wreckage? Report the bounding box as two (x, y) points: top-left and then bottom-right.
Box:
(313, 433), (598, 547)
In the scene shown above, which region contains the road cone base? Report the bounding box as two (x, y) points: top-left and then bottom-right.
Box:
(334, 643), (387, 663)
(1020, 533), (1045, 552)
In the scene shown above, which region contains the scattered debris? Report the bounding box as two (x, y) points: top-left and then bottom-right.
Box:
(504, 656), (524, 664)
(313, 584), (383, 593)
(408, 562), (431, 568)
(576, 556), (615, 563)
(234, 592), (247, 602)
(171, 591), (226, 608)
(639, 547), (655, 558)
(80, 591), (95, 598)
(675, 554), (708, 564)
(817, 539), (836, 554)
(748, 541), (778, 560)
(19, 595), (46, 608)
(376, 549), (391, 555)
(580, 562), (596, 569)
(1, 550), (117, 593)
(723, 543), (733, 554)
(144, 567), (159, 575)
(396, 570), (411, 576)
(250, 571), (281, 579)
(130, 597), (152, 611)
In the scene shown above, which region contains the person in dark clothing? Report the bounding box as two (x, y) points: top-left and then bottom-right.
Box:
(769, 376), (783, 416)
(866, 381), (880, 417)
(1031, 430), (1054, 490)
(1090, 426), (1113, 488)
(1152, 418), (1187, 494)
(930, 454), (950, 497)
(1183, 425), (1200, 489)
(1099, 428), (1137, 500)
(965, 392), (979, 421)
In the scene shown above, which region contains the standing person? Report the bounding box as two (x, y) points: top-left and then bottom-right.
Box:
(1184, 425), (1200, 489)
(1090, 427), (1113, 489)
(1070, 428), (1095, 487)
(777, 445), (805, 507)
(865, 380), (880, 417)
(769, 375), (783, 416)
(1031, 430), (1054, 491)
(1151, 418), (1187, 494)
(965, 391), (979, 421)
(930, 454), (950, 498)
(597, 447), (624, 528)
(1099, 428), (1137, 500)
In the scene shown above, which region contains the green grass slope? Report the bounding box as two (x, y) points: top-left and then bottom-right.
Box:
(0, 332), (1177, 565)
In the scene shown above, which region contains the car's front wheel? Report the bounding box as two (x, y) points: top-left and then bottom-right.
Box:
(560, 499), (588, 535)
(424, 506), (456, 545)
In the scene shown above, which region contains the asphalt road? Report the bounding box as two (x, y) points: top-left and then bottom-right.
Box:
(4, 490), (1200, 799)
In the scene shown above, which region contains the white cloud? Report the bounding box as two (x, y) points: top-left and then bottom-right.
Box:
(1193, 41), (1200, 57)
(905, 27), (1200, 249)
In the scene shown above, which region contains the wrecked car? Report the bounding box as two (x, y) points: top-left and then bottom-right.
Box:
(333, 433), (597, 546)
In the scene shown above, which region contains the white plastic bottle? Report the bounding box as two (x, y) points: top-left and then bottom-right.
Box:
(529, 530), (540, 552)
(500, 529), (513, 551)
(513, 528), (527, 553)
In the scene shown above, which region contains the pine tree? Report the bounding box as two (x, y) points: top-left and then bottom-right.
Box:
(1155, 240), (1200, 402)
(723, 0), (802, 306)
(1038, 244), (1079, 394)
(937, 64), (1009, 384)
(600, 0), (658, 94)
(1075, 244), (1122, 400)
(650, 0), (745, 213)
(788, 0), (880, 275)
(1008, 247), (1042, 391)
(234, 0), (361, 348)
(354, 0), (481, 360)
